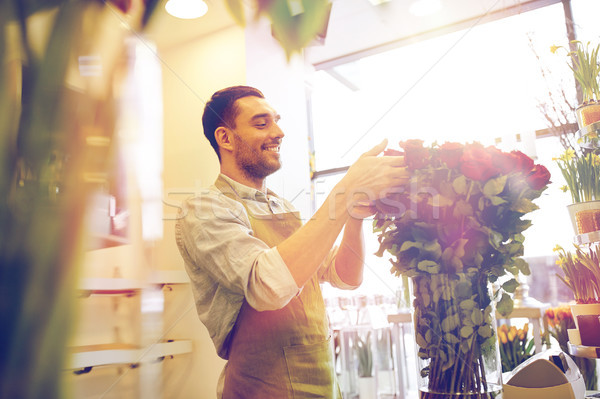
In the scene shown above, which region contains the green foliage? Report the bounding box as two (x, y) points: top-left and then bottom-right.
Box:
(554, 148), (600, 203)
(356, 331), (373, 378)
(554, 243), (600, 303)
(552, 41), (600, 103)
(225, 0), (331, 60)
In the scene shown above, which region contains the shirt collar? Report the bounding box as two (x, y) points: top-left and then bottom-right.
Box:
(218, 173), (276, 202)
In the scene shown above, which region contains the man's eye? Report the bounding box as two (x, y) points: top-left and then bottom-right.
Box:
(255, 122), (267, 127)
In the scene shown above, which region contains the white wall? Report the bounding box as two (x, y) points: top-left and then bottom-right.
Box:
(245, 18), (314, 220)
(156, 25), (246, 399)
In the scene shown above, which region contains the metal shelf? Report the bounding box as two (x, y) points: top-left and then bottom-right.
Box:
(568, 342), (600, 359)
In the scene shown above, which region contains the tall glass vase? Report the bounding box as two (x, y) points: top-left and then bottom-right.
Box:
(411, 273), (503, 399)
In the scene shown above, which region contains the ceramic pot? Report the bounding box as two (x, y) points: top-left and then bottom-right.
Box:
(576, 101), (600, 129)
(567, 200), (600, 235)
(570, 303), (600, 330)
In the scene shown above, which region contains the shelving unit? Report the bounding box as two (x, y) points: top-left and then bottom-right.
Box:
(68, 340), (193, 371)
(567, 123), (600, 362)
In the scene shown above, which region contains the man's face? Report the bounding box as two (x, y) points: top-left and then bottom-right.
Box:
(230, 96), (284, 179)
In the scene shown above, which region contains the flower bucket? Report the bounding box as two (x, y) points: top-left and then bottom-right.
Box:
(570, 303), (600, 330)
(411, 273), (503, 399)
(576, 101), (600, 130)
(567, 201), (600, 235)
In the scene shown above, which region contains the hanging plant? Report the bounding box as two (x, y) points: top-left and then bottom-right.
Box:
(224, 0), (331, 59)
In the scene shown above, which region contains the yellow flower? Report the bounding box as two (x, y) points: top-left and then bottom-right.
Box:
(508, 326), (517, 342)
(550, 45), (560, 54)
(553, 245), (563, 253)
(563, 149), (576, 161)
(592, 154), (600, 166)
(498, 330), (508, 344)
(498, 324), (508, 334)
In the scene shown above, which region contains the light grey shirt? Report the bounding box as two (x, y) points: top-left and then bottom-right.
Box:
(176, 174), (356, 358)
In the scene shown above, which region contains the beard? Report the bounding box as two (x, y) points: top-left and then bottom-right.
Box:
(233, 136), (281, 180)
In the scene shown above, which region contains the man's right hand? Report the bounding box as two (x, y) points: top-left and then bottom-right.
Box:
(338, 139), (410, 215)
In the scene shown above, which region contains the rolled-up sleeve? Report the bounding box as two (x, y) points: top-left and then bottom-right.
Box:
(318, 246), (360, 290)
(179, 192), (300, 311)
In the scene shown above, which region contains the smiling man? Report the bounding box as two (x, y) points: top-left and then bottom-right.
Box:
(176, 86), (409, 398)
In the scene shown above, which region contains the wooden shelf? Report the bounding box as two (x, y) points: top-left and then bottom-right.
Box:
(78, 272), (189, 296)
(68, 340), (193, 370)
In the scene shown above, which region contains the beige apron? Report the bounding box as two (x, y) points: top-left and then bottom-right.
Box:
(215, 177), (342, 399)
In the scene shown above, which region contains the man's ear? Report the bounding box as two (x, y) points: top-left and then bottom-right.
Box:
(215, 126), (234, 153)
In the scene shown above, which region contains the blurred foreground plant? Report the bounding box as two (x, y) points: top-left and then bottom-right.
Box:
(0, 1), (158, 398)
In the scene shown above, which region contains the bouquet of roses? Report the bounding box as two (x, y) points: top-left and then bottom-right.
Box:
(374, 140), (550, 398)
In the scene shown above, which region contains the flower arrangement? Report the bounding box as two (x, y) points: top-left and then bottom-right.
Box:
(554, 243), (600, 304)
(554, 147), (600, 203)
(497, 323), (534, 372)
(551, 41), (600, 104)
(544, 306), (597, 390)
(374, 140), (550, 398)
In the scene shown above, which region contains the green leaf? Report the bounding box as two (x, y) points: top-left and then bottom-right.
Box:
(459, 299), (476, 310)
(399, 240), (422, 252)
(453, 175), (467, 195)
(445, 333), (460, 344)
(441, 314), (459, 332)
(497, 293), (514, 317)
(489, 230), (503, 249)
(471, 308), (484, 325)
(460, 325), (474, 338)
(478, 324), (492, 338)
(515, 258), (531, 275)
(423, 240), (442, 260)
(453, 200), (473, 217)
(502, 278), (519, 293)
(489, 195), (507, 206)
(417, 260), (440, 274)
(511, 198), (539, 213)
(455, 281), (472, 298)
(483, 175), (507, 197)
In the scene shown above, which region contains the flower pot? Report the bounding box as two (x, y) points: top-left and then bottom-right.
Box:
(411, 273), (502, 399)
(570, 303), (600, 330)
(567, 201), (600, 235)
(576, 101), (600, 129)
(358, 376), (377, 399)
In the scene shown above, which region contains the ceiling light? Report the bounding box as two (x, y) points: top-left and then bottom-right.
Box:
(409, 0), (442, 17)
(165, 0), (208, 19)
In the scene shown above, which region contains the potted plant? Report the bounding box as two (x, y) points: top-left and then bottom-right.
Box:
(554, 145), (600, 234)
(552, 40), (600, 129)
(554, 244), (600, 346)
(356, 331), (376, 399)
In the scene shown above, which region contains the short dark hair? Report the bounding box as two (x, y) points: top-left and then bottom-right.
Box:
(202, 86), (265, 160)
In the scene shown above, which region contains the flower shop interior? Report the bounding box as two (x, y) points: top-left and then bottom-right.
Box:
(3, 0), (600, 398)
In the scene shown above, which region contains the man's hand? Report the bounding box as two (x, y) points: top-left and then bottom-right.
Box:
(339, 139), (410, 219)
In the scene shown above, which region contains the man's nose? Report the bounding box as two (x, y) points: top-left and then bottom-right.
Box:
(272, 123), (285, 139)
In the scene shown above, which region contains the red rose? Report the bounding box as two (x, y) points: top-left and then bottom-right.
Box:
(487, 147), (516, 174)
(459, 143), (500, 181)
(399, 139), (429, 169)
(439, 142), (463, 168)
(383, 149), (404, 157)
(511, 151), (534, 174)
(526, 164), (551, 190)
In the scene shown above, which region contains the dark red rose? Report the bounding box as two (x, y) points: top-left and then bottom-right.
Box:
(383, 149), (404, 157)
(459, 143), (500, 181)
(526, 164), (551, 190)
(487, 146), (516, 174)
(399, 139), (429, 170)
(511, 150), (535, 174)
(439, 142), (464, 168)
